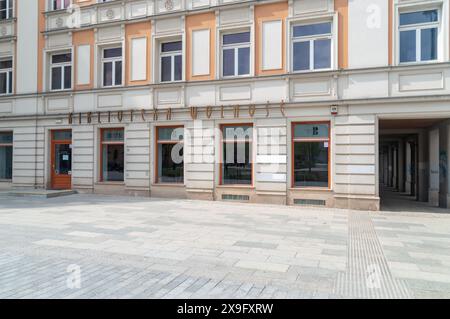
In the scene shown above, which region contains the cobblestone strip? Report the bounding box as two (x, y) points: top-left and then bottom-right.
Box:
(335, 212), (412, 299)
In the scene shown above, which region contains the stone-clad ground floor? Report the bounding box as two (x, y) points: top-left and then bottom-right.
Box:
(0, 194), (449, 299)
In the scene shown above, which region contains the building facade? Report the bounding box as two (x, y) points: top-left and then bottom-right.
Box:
(1, 0), (450, 211)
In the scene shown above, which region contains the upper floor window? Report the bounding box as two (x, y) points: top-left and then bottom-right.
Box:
(0, 59), (12, 95)
(292, 22), (332, 72)
(102, 47), (123, 87)
(160, 41), (182, 82)
(399, 10), (439, 63)
(222, 32), (251, 77)
(51, 53), (72, 91)
(0, 0), (12, 20)
(52, 0), (70, 10)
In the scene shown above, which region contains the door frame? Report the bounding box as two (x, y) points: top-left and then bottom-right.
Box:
(50, 129), (72, 190)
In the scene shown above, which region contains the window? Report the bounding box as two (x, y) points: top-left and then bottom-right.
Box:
(0, 132), (12, 180)
(102, 47), (123, 87)
(0, 0), (12, 20)
(100, 128), (124, 182)
(221, 124), (253, 185)
(399, 10), (439, 63)
(52, 0), (70, 10)
(222, 32), (251, 77)
(156, 126), (184, 184)
(292, 22), (332, 71)
(160, 41), (182, 82)
(0, 59), (12, 95)
(50, 53), (72, 91)
(292, 123), (330, 188)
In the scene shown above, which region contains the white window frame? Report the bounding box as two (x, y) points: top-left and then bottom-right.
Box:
(397, 7), (442, 65)
(220, 30), (251, 78)
(52, 0), (71, 11)
(0, 58), (12, 96)
(159, 41), (182, 83)
(290, 21), (333, 73)
(50, 52), (72, 92)
(287, 13), (337, 74)
(0, 0), (13, 20)
(101, 47), (123, 88)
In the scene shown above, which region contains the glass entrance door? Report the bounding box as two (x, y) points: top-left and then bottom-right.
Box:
(51, 130), (72, 190)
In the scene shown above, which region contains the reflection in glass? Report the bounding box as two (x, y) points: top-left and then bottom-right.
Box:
(54, 144), (72, 175)
(0, 145), (12, 179)
(314, 39), (331, 69)
(421, 28), (437, 61)
(238, 47), (250, 75)
(158, 144), (184, 183)
(294, 142), (329, 187)
(222, 142), (252, 185)
(223, 49), (235, 76)
(102, 144), (124, 182)
(400, 30), (416, 63)
(293, 41), (309, 71)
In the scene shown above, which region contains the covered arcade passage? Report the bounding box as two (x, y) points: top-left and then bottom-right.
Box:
(379, 119), (450, 212)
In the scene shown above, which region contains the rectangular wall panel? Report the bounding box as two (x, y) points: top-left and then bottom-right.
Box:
(131, 37), (147, 81)
(77, 45), (91, 86)
(192, 29), (210, 76)
(262, 20), (282, 70)
(16, 0), (38, 94)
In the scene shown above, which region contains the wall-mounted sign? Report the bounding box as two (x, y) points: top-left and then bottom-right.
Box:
(68, 102), (288, 126)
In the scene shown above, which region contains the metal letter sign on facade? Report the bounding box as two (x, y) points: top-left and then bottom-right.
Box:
(68, 102), (291, 126)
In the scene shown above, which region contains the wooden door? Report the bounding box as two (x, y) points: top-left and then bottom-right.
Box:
(51, 130), (72, 190)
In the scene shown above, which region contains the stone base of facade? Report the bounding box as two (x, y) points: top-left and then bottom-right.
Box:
(94, 183), (126, 196)
(0, 181), (12, 190)
(186, 189), (214, 201)
(253, 192), (287, 205)
(288, 189), (335, 208)
(429, 190), (440, 207)
(151, 185), (187, 199)
(334, 195), (380, 211)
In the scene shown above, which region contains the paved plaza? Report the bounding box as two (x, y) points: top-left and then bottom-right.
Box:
(0, 194), (449, 299)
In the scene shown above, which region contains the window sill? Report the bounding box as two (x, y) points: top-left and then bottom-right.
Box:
(0, 179), (12, 183)
(101, 85), (124, 89)
(397, 60), (440, 67)
(152, 183), (185, 188)
(289, 187), (332, 192)
(95, 181), (125, 186)
(291, 68), (334, 74)
(217, 185), (255, 189)
(49, 89), (72, 93)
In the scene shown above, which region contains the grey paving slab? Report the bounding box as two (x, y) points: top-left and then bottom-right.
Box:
(0, 194), (449, 298)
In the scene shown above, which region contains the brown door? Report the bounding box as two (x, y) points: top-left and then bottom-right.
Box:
(51, 130), (72, 190)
